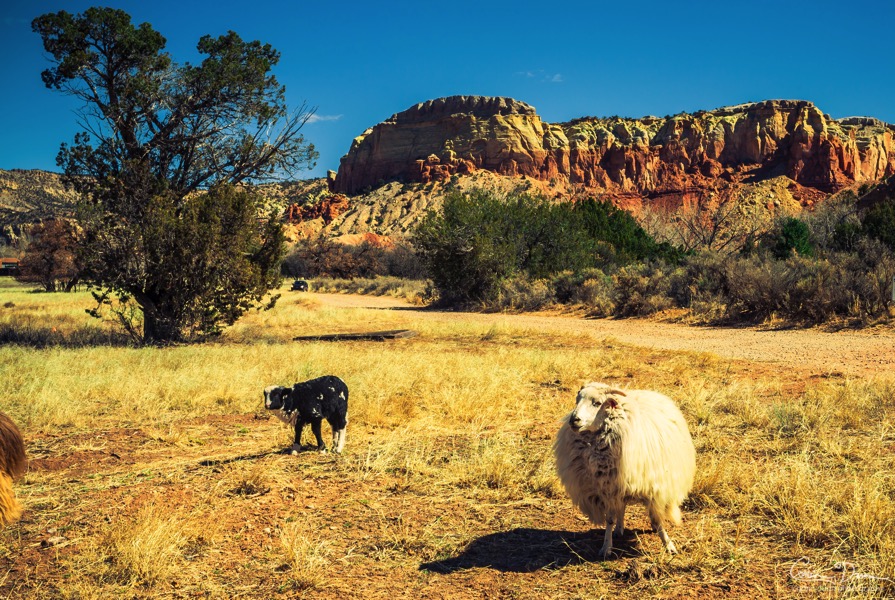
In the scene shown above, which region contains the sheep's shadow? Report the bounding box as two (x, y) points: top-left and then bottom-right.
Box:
(420, 527), (649, 573)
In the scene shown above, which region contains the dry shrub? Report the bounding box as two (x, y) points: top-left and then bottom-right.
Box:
(107, 505), (192, 585)
(279, 520), (330, 591)
(284, 237), (426, 280)
(532, 240), (895, 326)
(721, 242), (895, 324)
(450, 434), (524, 491)
(552, 269), (615, 315)
(227, 462), (272, 497)
(0, 319), (130, 349)
(488, 277), (555, 312)
(612, 263), (678, 316)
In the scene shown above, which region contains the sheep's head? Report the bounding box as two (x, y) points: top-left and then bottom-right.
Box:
(568, 382), (626, 432)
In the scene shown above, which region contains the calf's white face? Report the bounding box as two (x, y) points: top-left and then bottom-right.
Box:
(264, 386), (298, 426)
(264, 386), (289, 410)
(568, 384), (622, 432)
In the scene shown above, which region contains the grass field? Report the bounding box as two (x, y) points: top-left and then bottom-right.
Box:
(0, 278), (893, 599)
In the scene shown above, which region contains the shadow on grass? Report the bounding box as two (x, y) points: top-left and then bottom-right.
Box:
(420, 527), (650, 573)
(0, 323), (134, 348)
(197, 450), (279, 468)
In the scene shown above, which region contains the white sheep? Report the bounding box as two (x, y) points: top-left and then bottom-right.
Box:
(554, 382), (695, 558)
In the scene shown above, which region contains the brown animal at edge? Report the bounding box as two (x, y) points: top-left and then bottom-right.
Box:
(0, 412), (26, 526)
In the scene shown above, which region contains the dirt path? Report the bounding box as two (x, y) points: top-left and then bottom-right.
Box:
(310, 293), (895, 377)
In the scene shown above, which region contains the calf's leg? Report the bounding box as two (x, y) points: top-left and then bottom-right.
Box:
(291, 419), (306, 454)
(311, 419), (327, 452)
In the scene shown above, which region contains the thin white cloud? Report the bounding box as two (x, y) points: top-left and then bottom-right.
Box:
(514, 69), (564, 83)
(306, 113), (343, 124)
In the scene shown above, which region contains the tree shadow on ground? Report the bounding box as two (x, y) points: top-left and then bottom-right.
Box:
(420, 527), (650, 574)
(0, 323), (134, 349)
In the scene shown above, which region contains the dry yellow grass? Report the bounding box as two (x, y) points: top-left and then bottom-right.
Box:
(0, 279), (893, 598)
(279, 520), (331, 591)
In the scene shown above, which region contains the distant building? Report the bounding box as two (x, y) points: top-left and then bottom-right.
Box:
(0, 258), (19, 276)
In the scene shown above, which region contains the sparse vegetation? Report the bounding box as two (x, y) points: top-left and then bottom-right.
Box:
(397, 187), (895, 326)
(1, 280), (893, 598)
(307, 276), (429, 304)
(279, 521), (331, 591)
(283, 236), (426, 280)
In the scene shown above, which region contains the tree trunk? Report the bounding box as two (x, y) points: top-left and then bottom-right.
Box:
(132, 290), (181, 345)
(141, 309), (182, 345)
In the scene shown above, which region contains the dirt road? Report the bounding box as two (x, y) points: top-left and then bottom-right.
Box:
(311, 293), (895, 377)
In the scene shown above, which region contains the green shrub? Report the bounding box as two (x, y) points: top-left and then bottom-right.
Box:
(770, 217), (814, 259)
(574, 199), (682, 264)
(861, 199), (895, 251)
(406, 188), (895, 325)
(831, 220), (863, 252)
(412, 190), (670, 305)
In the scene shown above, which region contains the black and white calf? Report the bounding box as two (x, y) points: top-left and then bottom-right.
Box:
(264, 375), (348, 454)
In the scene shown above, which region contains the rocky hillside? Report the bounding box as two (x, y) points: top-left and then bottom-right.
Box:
(0, 170), (333, 243)
(854, 172), (895, 212)
(5, 96), (894, 243)
(332, 96), (895, 212)
(0, 169), (80, 244)
(0, 169), (78, 217)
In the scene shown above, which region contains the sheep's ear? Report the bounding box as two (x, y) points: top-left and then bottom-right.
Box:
(606, 397), (619, 409)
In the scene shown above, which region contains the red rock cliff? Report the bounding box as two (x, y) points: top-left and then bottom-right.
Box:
(331, 96), (895, 203)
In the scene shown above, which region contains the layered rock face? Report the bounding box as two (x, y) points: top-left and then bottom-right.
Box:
(331, 96), (895, 205)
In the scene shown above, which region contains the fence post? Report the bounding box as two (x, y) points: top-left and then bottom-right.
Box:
(892, 276), (895, 304)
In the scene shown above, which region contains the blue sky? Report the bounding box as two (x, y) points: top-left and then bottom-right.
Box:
(2, 0), (894, 180)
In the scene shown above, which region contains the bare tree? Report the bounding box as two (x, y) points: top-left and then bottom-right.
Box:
(641, 187), (772, 255)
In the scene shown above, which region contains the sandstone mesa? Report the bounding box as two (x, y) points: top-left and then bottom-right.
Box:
(331, 95), (895, 212)
(3, 96), (895, 242)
